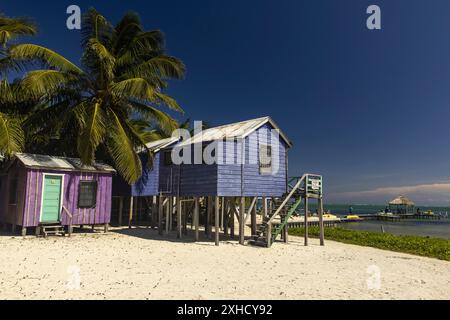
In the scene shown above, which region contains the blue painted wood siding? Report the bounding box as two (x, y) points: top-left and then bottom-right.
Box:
(217, 123), (288, 197)
(158, 146), (219, 196)
(112, 153), (161, 197)
(157, 123), (289, 197)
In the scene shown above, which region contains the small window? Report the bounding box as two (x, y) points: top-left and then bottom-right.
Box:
(164, 150), (173, 166)
(259, 144), (272, 175)
(78, 181), (98, 208)
(8, 177), (18, 205)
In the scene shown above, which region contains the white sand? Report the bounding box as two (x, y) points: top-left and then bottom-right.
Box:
(0, 227), (449, 300)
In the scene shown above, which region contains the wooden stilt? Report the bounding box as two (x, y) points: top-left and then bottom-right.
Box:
(177, 197), (182, 239)
(304, 196), (308, 246)
(35, 226), (41, 236)
(194, 197), (199, 241)
(207, 196), (212, 239)
(215, 197), (220, 246)
(68, 225), (73, 237)
(165, 197), (170, 235)
(262, 196), (267, 219)
(151, 196), (157, 228)
(318, 197), (325, 246)
(220, 197), (225, 230)
(170, 197), (175, 231)
(230, 198), (235, 238)
(251, 198), (257, 236)
(21, 227), (27, 237)
(158, 196), (164, 235)
(223, 198), (229, 237)
(118, 196), (124, 227)
(239, 197), (245, 245)
(128, 196), (134, 229)
(104, 223), (109, 233)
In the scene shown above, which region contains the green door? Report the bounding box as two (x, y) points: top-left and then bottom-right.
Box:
(40, 175), (62, 223)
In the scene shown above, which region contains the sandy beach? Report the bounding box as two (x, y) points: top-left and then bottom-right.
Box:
(0, 227), (449, 300)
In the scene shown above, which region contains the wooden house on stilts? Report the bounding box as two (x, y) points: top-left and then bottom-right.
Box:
(115, 116), (325, 247)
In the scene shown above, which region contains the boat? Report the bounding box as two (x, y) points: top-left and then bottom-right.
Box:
(345, 215), (362, 220)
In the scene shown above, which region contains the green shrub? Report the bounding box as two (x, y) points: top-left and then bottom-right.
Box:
(289, 227), (450, 261)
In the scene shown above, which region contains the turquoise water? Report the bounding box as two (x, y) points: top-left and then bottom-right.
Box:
(305, 204), (450, 239)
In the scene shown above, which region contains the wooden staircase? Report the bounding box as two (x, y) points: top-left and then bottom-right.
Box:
(38, 223), (66, 237)
(249, 174), (324, 248)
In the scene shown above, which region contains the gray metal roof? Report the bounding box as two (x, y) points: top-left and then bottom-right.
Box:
(145, 137), (179, 152)
(178, 116), (292, 147)
(15, 153), (116, 173)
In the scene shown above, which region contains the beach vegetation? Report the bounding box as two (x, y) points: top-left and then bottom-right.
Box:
(289, 227), (450, 261)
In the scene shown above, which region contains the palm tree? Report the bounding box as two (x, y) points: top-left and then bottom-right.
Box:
(7, 8), (185, 183)
(0, 14), (37, 157)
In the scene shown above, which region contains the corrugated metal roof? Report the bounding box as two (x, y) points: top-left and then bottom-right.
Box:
(15, 153), (115, 173)
(178, 116), (292, 147)
(145, 137), (179, 152)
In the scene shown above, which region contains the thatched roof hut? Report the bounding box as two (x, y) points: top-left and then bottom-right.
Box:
(388, 196), (415, 214)
(389, 196), (415, 206)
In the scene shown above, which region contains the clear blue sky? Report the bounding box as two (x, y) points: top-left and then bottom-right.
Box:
(3, 0), (450, 205)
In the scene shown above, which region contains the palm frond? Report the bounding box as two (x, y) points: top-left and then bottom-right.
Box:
(0, 112), (24, 157)
(9, 44), (82, 73)
(124, 55), (185, 80)
(76, 101), (106, 165)
(0, 15), (37, 47)
(105, 109), (142, 184)
(131, 101), (179, 135)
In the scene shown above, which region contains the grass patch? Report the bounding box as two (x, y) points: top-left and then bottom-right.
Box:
(289, 227), (450, 261)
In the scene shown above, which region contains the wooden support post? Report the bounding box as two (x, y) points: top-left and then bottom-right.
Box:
(170, 197), (175, 231)
(177, 197), (182, 239)
(223, 198), (229, 237)
(283, 207), (288, 243)
(207, 196), (212, 239)
(318, 197), (325, 246)
(230, 198), (235, 238)
(118, 196), (124, 227)
(262, 196), (267, 219)
(68, 225), (73, 237)
(128, 196), (134, 229)
(220, 197), (224, 230)
(21, 227), (27, 237)
(239, 197), (245, 245)
(158, 196), (164, 235)
(267, 222), (272, 248)
(151, 196), (157, 228)
(215, 197), (220, 246)
(251, 198), (257, 236)
(304, 196), (308, 246)
(165, 197), (170, 235)
(35, 226), (41, 236)
(194, 197), (199, 241)
(104, 223), (109, 233)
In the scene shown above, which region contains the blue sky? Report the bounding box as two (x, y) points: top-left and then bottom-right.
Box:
(3, 0), (450, 205)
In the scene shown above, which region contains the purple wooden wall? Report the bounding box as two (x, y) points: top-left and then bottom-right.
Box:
(21, 168), (112, 227)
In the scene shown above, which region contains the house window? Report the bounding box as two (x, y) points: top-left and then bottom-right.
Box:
(78, 181), (98, 208)
(259, 144), (272, 175)
(8, 177), (18, 205)
(164, 150), (173, 166)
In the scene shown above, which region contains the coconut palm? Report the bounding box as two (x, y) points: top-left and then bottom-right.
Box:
(8, 8), (185, 183)
(0, 14), (37, 157)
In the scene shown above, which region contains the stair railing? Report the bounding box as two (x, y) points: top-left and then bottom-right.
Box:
(262, 174), (306, 246)
(266, 174), (306, 226)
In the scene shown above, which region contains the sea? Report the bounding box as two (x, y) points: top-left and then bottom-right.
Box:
(310, 204), (450, 240)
